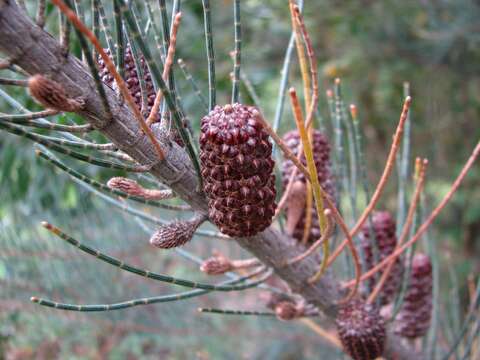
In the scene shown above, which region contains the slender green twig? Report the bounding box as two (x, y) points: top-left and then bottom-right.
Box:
(97, 0), (115, 56)
(272, 0), (304, 157)
(443, 277), (480, 360)
(42, 221), (271, 292)
(231, 0), (241, 103)
(0, 121), (144, 172)
(199, 308), (276, 317)
(240, 72), (261, 109)
(31, 272), (257, 312)
(145, 1), (163, 57)
(36, 150), (190, 211)
(91, 0), (100, 59)
(396, 82), (412, 235)
(178, 58), (208, 111)
(0, 110), (60, 121)
(33, 134), (115, 150)
(112, 0), (125, 79)
(0, 117), (93, 133)
(201, 0), (216, 111)
(64, 0), (113, 123)
(0, 78), (28, 86)
(120, 0), (202, 186)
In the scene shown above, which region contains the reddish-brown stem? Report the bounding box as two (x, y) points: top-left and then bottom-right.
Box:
(146, 12), (181, 126)
(345, 140), (480, 288)
(50, 0), (165, 160)
(274, 166), (300, 219)
(327, 96), (412, 267)
(367, 158), (428, 304)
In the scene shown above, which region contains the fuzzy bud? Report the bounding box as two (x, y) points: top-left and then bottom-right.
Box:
(200, 255), (233, 275)
(274, 301), (304, 321)
(150, 216), (205, 249)
(336, 299), (386, 360)
(28, 74), (84, 112)
(107, 177), (173, 200)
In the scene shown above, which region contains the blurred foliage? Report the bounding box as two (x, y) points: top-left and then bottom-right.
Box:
(1, 0), (479, 358)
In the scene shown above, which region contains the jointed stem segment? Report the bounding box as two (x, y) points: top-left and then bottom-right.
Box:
(41, 222), (272, 292)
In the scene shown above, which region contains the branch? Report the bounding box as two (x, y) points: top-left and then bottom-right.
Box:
(0, 2), (423, 359)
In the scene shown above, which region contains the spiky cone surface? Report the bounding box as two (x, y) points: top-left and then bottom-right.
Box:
(336, 299), (386, 360)
(394, 253), (433, 339)
(150, 216), (204, 249)
(98, 47), (187, 146)
(281, 129), (336, 243)
(28, 74), (84, 112)
(98, 47), (156, 119)
(360, 211), (404, 305)
(199, 103), (276, 237)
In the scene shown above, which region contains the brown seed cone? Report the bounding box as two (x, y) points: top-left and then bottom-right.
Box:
(336, 299), (386, 360)
(150, 216), (205, 249)
(97, 46), (156, 119)
(394, 253), (433, 339)
(281, 129), (336, 243)
(199, 103), (277, 237)
(28, 74), (84, 112)
(200, 255), (233, 275)
(360, 211), (404, 305)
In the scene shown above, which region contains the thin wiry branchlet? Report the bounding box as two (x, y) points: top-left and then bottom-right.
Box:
(28, 74), (84, 112)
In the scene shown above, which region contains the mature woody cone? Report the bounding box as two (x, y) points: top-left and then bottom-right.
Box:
(199, 103), (276, 237)
(281, 129), (335, 243)
(360, 211), (404, 305)
(98, 46), (156, 119)
(150, 215), (205, 249)
(394, 253), (433, 339)
(336, 299), (386, 360)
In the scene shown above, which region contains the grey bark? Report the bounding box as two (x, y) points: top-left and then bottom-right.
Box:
(0, 1), (424, 359)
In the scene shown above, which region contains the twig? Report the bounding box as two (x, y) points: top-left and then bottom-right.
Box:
(367, 158), (427, 304)
(283, 209), (333, 266)
(344, 140), (480, 288)
(51, 0), (165, 160)
(231, 0), (241, 103)
(146, 12), (181, 126)
(327, 96), (412, 267)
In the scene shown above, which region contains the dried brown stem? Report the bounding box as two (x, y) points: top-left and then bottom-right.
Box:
(327, 96), (412, 267)
(50, 0), (165, 160)
(367, 158), (427, 304)
(283, 209), (333, 266)
(146, 12), (181, 126)
(345, 140), (479, 288)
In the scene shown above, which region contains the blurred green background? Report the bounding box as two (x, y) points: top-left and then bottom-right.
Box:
(1, 0), (479, 359)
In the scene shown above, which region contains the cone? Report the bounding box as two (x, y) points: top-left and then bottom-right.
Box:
(150, 215), (205, 249)
(200, 103), (276, 237)
(281, 129), (335, 243)
(360, 211), (404, 305)
(336, 299), (386, 360)
(394, 253), (433, 338)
